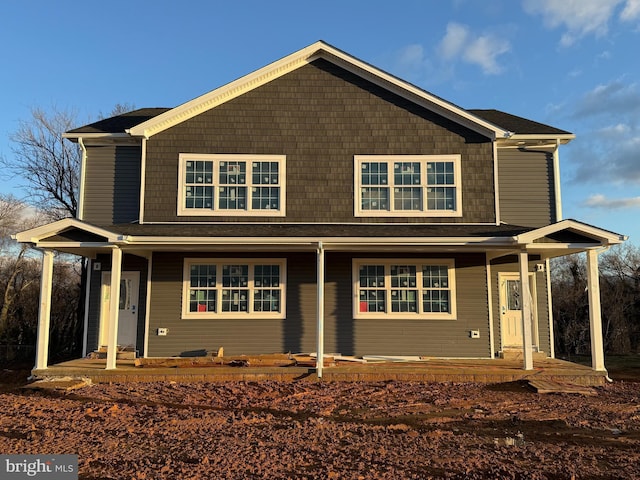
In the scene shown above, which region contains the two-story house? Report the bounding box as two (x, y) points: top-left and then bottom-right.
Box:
(17, 41), (625, 376)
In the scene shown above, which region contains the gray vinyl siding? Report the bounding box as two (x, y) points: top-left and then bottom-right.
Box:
(143, 59), (496, 224)
(490, 256), (551, 356)
(82, 145), (141, 225)
(85, 254), (148, 356)
(497, 148), (556, 227)
(146, 251), (491, 358)
(326, 253), (490, 357)
(146, 252), (317, 357)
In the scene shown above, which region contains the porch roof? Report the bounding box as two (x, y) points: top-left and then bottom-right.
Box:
(14, 218), (625, 258)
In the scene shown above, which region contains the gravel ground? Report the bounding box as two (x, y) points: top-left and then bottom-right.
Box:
(1, 372), (639, 479)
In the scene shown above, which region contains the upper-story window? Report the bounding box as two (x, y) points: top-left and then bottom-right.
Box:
(354, 155), (462, 217)
(178, 154), (286, 216)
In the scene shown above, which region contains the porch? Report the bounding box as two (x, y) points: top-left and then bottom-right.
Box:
(31, 356), (608, 386)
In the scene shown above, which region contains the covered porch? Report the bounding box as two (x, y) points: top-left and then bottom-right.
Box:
(15, 218), (626, 379)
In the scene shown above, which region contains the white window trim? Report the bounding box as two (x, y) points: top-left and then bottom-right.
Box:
(352, 258), (457, 320)
(177, 154), (286, 217)
(182, 258), (287, 319)
(353, 155), (462, 217)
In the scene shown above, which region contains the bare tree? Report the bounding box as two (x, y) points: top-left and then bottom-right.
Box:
(4, 107), (81, 220)
(552, 245), (640, 356)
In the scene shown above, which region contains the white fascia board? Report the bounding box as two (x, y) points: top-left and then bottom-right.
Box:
(119, 235), (516, 248)
(62, 132), (131, 141)
(513, 219), (627, 245)
(497, 134), (575, 146)
(13, 218), (120, 244)
(127, 41), (509, 140)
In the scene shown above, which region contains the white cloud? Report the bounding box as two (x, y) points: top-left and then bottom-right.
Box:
(584, 193), (640, 209)
(620, 0), (640, 21)
(522, 0), (624, 46)
(436, 22), (511, 75)
(438, 23), (470, 60)
(572, 80), (640, 118)
(462, 35), (511, 74)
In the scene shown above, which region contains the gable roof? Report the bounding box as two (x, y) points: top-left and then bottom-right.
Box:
(62, 43), (575, 144)
(126, 41), (512, 140)
(468, 109), (572, 136)
(63, 108), (171, 139)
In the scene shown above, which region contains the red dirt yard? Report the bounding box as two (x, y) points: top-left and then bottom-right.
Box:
(1, 367), (639, 479)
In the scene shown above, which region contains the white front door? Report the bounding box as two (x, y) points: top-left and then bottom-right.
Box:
(100, 271), (140, 349)
(499, 273), (538, 349)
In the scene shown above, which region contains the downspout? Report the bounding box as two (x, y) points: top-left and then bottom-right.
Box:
(493, 138), (501, 225)
(552, 139), (563, 221)
(486, 255), (495, 359)
(545, 258), (555, 359)
(316, 241), (325, 379)
(77, 137), (87, 220)
(81, 259), (92, 357)
(138, 137), (147, 224)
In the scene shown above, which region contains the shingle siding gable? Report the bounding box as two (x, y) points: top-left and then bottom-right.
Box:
(143, 59), (496, 224)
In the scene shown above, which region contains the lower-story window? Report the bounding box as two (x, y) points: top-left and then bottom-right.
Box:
(353, 259), (456, 319)
(183, 259), (286, 319)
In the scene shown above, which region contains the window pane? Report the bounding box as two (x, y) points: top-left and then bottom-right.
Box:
(390, 265), (416, 288)
(359, 265), (385, 287)
(394, 187), (422, 210)
(189, 265), (217, 313)
(191, 265), (216, 287)
(254, 290), (280, 312)
(422, 265), (448, 288)
(361, 187), (389, 210)
(219, 161), (246, 185)
(186, 160), (214, 184)
(393, 162), (421, 185)
(426, 161), (454, 185)
(222, 289), (248, 312)
(185, 185), (213, 209)
(252, 187), (280, 210)
(506, 280), (521, 310)
(252, 162), (279, 185)
(359, 289), (386, 313)
(391, 289), (417, 312)
(361, 162), (388, 186)
(222, 265), (248, 287)
(423, 290), (450, 313)
(255, 265), (280, 287)
(426, 187), (456, 211)
(219, 186), (247, 209)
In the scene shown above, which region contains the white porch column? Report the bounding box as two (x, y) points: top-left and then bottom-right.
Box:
(106, 247), (123, 370)
(316, 242), (325, 378)
(34, 250), (55, 370)
(586, 249), (606, 372)
(518, 251), (534, 370)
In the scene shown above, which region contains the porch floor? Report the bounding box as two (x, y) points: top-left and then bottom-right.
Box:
(31, 356), (608, 386)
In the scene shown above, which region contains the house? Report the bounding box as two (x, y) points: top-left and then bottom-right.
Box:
(16, 41), (626, 377)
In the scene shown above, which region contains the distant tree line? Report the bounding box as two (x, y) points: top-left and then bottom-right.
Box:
(552, 244), (640, 356)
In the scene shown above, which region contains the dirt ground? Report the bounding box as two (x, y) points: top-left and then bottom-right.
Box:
(0, 365), (639, 480)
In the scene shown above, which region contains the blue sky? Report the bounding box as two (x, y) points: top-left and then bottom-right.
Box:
(1, 0), (639, 243)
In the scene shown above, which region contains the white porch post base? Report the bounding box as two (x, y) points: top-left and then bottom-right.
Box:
(34, 250), (55, 370)
(316, 242), (325, 378)
(519, 251), (534, 370)
(587, 249), (606, 372)
(106, 247), (123, 370)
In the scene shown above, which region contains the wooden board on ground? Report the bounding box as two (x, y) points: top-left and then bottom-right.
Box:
(528, 379), (597, 395)
(23, 379), (90, 392)
(135, 354), (297, 368)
